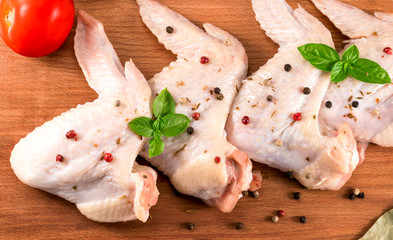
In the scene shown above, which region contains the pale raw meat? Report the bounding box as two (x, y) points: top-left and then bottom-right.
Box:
(226, 0), (359, 190)
(313, 0), (393, 148)
(136, 0), (253, 212)
(9, 10), (158, 223)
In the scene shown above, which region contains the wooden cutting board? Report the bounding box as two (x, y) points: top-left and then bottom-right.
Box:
(1, 0), (392, 239)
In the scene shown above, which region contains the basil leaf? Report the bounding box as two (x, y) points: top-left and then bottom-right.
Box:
(128, 117), (154, 137)
(342, 45), (359, 64)
(161, 114), (191, 137)
(298, 43), (340, 71)
(348, 58), (391, 84)
(153, 88), (176, 118)
(153, 116), (165, 131)
(153, 131), (162, 140)
(149, 137), (164, 158)
(360, 208), (393, 239)
(331, 61), (349, 83)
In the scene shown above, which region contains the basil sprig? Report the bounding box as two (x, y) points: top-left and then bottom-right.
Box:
(128, 88), (190, 158)
(298, 43), (391, 84)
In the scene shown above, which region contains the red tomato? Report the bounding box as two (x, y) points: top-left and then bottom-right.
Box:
(0, 0), (75, 57)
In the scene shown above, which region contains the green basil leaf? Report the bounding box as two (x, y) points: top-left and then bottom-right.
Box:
(128, 117), (154, 137)
(149, 137), (164, 158)
(342, 45), (359, 64)
(153, 88), (176, 118)
(153, 131), (162, 140)
(298, 43), (340, 71)
(153, 116), (165, 131)
(348, 58), (391, 84)
(161, 114), (191, 137)
(331, 61), (349, 83)
(360, 208), (393, 239)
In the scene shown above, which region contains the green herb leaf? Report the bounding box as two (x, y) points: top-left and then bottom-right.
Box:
(149, 137), (164, 158)
(348, 58), (391, 84)
(161, 114), (191, 137)
(153, 116), (165, 131)
(128, 117), (154, 137)
(153, 131), (162, 140)
(297, 43), (340, 72)
(331, 61), (349, 83)
(153, 88), (176, 118)
(360, 208), (393, 239)
(342, 45), (359, 64)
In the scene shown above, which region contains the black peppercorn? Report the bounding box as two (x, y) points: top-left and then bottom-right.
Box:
(216, 93), (224, 101)
(186, 127), (194, 135)
(242, 190), (248, 197)
(286, 169), (294, 178)
(294, 192), (301, 200)
(300, 216), (306, 223)
(214, 87), (221, 94)
(166, 26), (174, 33)
(250, 190), (259, 198)
(267, 95), (273, 102)
(302, 87), (311, 95)
(284, 64), (292, 72)
(235, 222), (244, 230)
(325, 101), (332, 108)
(358, 192), (365, 199)
(187, 222), (196, 230)
(349, 193), (356, 200)
(352, 101), (359, 108)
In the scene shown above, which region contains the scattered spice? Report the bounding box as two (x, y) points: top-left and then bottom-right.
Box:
(352, 101), (359, 108)
(241, 116), (250, 125)
(376, 98), (380, 103)
(275, 139), (283, 147)
(349, 193), (356, 200)
(272, 216), (279, 223)
(65, 130), (77, 140)
(187, 222), (196, 231)
(358, 192), (365, 199)
(214, 87), (221, 94)
(224, 39), (231, 46)
(353, 188), (360, 195)
(277, 210), (285, 217)
(383, 47), (392, 55)
(116, 138), (121, 145)
(200, 56), (209, 64)
(192, 112), (200, 120)
(72, 186), (77, 190)
(242, 190), (248, 197)
(56, 154), (64, 162)
(185, 209), (193, 213)
(166, 26), (174, 33)
(372, 108), (380, 116)
(286, 170), (294, 178)
(174, 144), (187, 155)
(235, 222), (244, 230)
(179, 97), (187, 105)
(214, 156), (221, 164)
(284, 64), (292, 72)
(293, 112), (302, 121)
(300, 216), (307, 223)
(187, 127), (194, 135)
(250, 190), (259, 198)
(294, 192), (301, 200)
(103, 153), (113, 162)
(325, 101), (332, 108)
(115, 100), (121, 107)
(302, 87), (311, 95)
(266, 95), (273, 102)
(348, 96), (353, 102)
(216, 93), (224, 101)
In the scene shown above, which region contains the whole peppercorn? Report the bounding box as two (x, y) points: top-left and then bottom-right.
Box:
(383, 47), (392, 55)
(348, 193), (356, 200)
(186, 127), (194, 135)
(187, 222), (196, 231)
(277, 210), (285, 217)
(242, 190), (249, 197)
(286, 169), (294, 178)
(284, 64), (292, 72)
(302, 87), (311, 95)
(166, 26), (174, 34)
(250, 190), (259, 198)
(104, 153), (113, 162)
(235, 222), (244, 230)
(293, 113), (302, 121)
(214, 156), (221, 164)
(353, 188), (360, 196)
(214, 87), (221, 94)
(200, 56), (209, 64)
(325, 101), (332, 108)
(272, 216), (279, 223)
(241, 116), (250, 125)
(352, 101), (359, 108)
(267, 95), (273, 102)
(294, 192), (301, 200)
(358, 192), (365, 199)
(56, 154), (64, 162)
(216, 93), (224, 101)
(192, 112), (200, 120)
(300, 216), (307, 223)
(65, 130), (77, 139)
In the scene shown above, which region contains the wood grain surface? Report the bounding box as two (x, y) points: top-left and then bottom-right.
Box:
(1, 0), (393, 239)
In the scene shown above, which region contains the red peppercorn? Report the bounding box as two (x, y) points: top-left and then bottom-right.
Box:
(214, 156), (221, 164)
(192, 112), (200, 120)
(242, 116), (250, 125)
(200, 56), (209, 64)
(293, 113), (302, 121)
(56, 154), (64, 162)
(383, 47), (392, 55)
(277, 210), (285, 217)
(103, 153), (113, 162)
(66, 130), (77, 140)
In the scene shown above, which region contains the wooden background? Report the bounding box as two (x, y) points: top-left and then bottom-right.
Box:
(1, 0), (392, 239)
